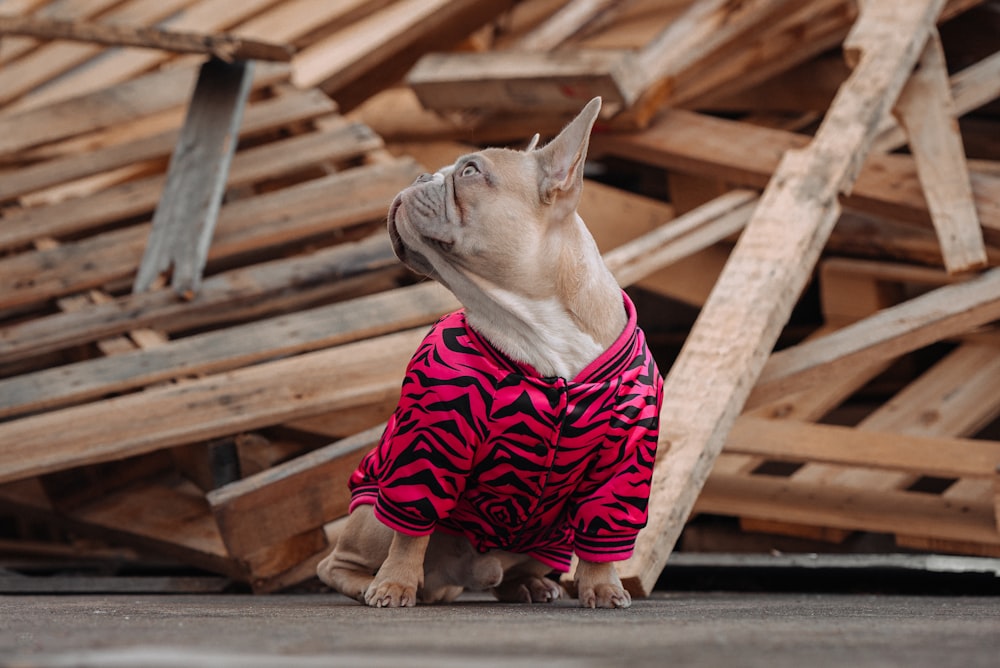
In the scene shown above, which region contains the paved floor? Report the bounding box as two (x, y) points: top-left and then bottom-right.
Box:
(2, 591), (998, 668)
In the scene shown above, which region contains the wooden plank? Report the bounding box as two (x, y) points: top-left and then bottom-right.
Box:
(727, 417), (1000, 480)
(603, 189), (757, 288)
(696, 472), (1000, 547)
(672, 0), (852, 113)
(0, 64), (199, 157)
(0, 0), (195, 108)
(514, 0), (621, 51)
(618, 0), (949, 596)
(748, 268), (1000, 410)
(857, 343), (1000, 439)
(791, 340), (1000, 492)
(0, 15), (293, 61)
(0, 87), (336, 202)
(893, 31), (987, 274)
(593, 108), (1000, 242)
(232, 0), (390, 46)
(0, 327), (426, 485)
(408, 48), (640, 115)
(873, 48), (1000, 153)
(134, 57), (254, 297)
(0, 280), (456, 417)
(625, 0), (802, 115)
(0, 0), (123, 67)
(292, 0), (514, 100)
(0, 118), (383, 250)
(5, 0), (285, 113)
(0, 158), (422, 311)
(0, 475), (242, 578)
(0, 232), (402, 364)
(207, 426), (381, 558)
(251, 518), (346, 593)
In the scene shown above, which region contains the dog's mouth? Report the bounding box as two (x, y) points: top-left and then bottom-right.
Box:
(387, 194), (447, 277)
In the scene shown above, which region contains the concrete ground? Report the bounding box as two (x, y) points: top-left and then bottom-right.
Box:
(2, 591), (998, 668)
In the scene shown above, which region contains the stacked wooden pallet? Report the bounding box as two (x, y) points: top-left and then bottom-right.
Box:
(0, 0), (998, 594)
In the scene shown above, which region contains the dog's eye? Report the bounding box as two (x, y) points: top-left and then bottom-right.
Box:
(460, 163), (479, 178)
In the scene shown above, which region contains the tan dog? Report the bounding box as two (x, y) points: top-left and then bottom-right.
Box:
(317, 98), (661, 608)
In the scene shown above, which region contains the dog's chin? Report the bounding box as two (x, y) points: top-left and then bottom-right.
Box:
(388, 199), (440, 280)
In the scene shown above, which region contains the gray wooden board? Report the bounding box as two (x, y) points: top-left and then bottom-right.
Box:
(134, 57), (255, 297)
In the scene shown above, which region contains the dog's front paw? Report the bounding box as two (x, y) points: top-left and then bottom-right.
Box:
(364, 578), (419, 608)
(577, 582), (631, 609)
(575, 559), (631, 609)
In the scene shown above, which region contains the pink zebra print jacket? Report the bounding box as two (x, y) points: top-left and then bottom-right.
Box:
(349, 292), (664, 572)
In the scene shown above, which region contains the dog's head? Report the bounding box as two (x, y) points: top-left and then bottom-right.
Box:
(387, 97), (602, 300)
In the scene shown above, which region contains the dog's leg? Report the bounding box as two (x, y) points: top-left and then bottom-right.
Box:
(422, 532), (503, 603)
(575, 559), (631, 609)
(492, 554), (562, 604)
(364, 530), (430, 608)
(316, 505), (392, 602)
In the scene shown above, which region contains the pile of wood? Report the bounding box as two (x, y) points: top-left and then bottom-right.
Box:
(1, 0), (998, 595)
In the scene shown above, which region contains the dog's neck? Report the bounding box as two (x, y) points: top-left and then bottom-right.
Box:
(454, 213), (626, 380)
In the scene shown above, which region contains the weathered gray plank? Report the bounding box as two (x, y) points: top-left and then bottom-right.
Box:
(134, 58), (255, 297)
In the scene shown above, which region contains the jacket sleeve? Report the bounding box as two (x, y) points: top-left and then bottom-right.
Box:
(349, 323), (483, 535)
(571, 371), (662, 562)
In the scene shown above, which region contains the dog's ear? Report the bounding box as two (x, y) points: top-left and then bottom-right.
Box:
(535, 97), (601, 217)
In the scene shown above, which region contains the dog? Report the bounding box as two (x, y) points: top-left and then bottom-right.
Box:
(317, 97), (663, 608)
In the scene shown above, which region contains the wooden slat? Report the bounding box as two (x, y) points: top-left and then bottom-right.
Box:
(0, 158), (422, 311)
(5, 0), (285, 113)
(627, 0), (801, 111)
(696, 472), (1000, 547)
(0, 0), (195, 108)
(727, 417), (1000, 479)
(0, 281), (456, 417)
(603, 189), (757, 287)
(668, 0), (852, 113)
(619, 0), (949, 596)
(134, 58), (255, 297)
(0, 327), (426, 485)
(514, 0), (621, 51)
(0, 119), (382, 250)
(0, 15), (293, 61)
(893, 31), (986, 274)
(408, 48), (640, 115)
(593, 107), (1000, 242)
(0, 233), (401, 364)
(292, 0), (514, 105)
(748, 268), (1000, 409)
(0, 87), (336, 202)
(0, 475), (242, 578)
(0, 0), (124, 67)
(207, 426), (381, 557)
(860, 343), (1000, 439)
(796, 342), (1000, 492)
(0, 65), (199, 157)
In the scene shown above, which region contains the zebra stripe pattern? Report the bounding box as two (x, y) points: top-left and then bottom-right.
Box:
(349, 292), (663, 572)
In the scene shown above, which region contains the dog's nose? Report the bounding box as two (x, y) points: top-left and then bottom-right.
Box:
(415, 173), (434, 184)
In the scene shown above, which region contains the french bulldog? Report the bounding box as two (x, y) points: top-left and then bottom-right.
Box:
(317, 97), (663, 608)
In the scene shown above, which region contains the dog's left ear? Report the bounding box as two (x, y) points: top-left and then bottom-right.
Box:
(535, 97), (601, 218)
